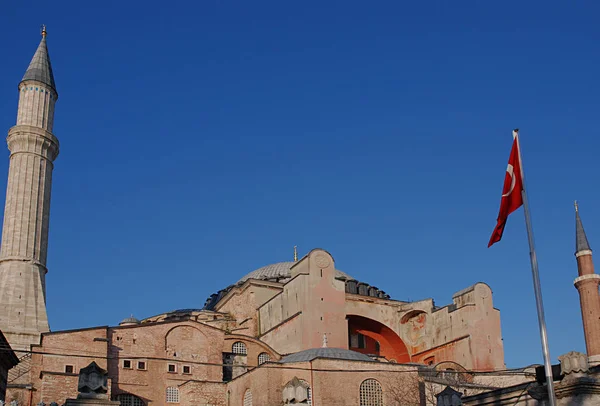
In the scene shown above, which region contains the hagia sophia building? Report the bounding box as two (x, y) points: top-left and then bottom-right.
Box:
(1, 29), (599, 406)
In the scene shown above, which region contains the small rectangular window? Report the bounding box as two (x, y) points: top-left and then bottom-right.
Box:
(65, 365), (74, 374)
(123, 360), (132, 369)
(137, 361), (146, 370)
(182, 365), (191, 374)
(168, 363), (177, 373)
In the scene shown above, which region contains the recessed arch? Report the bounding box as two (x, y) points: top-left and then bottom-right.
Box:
(348, 315), (410, 362)
(164, 325), (208, 359)
(400, 309), (427, 324)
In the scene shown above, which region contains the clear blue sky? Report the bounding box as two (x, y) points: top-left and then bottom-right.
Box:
(1, 1), (598, 369)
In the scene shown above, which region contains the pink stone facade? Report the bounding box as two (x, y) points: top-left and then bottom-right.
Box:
(6, 249), (506, 405)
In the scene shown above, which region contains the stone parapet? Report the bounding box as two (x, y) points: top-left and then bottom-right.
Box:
(574, 273), (600, 288)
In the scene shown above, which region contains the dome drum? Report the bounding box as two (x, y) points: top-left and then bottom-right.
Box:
(119, 316), (140, 326)
(203, 261), (394, 311)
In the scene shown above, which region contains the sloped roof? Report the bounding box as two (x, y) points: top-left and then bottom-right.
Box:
(279, 348), (375, 363)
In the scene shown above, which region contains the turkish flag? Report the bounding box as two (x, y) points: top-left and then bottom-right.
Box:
(488, 135), (524, 247)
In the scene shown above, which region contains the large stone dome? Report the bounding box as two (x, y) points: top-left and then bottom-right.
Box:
(238, 261), (351, 284)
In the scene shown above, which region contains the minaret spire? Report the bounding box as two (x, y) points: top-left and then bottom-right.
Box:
(0, 28), (60, 350)
(572, 203), (600, 365)
(21, 25), (56, 93)
(575, 201), (591, 254)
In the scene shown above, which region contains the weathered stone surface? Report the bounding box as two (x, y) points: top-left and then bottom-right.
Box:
(0, 36), (59, 353)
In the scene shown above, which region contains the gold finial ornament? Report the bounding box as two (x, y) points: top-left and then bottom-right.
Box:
(294, 246), (298, 262)
(575, 200), (579, 213)
(41, 24), (47, 38)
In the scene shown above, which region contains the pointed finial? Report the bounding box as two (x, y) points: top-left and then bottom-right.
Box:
(294, 246), (298, 262)
(41, 25), (47, 38)
(575, 201), (592, 254)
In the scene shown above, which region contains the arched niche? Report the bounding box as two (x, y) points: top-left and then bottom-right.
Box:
(347, 315), (410, 363)
(164, 325), (207, 360)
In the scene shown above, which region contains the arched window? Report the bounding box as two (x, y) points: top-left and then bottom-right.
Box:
(360, 379), (383, 406)
(117, 394), (145, 406)
(232, 341), (247, 355)
(258, 352), (270, 365)
(243, 389), (253, 406)
(166, 386), (179, 403)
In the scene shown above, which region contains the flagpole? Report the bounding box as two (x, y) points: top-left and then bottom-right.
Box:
(514, 129), (557, 406)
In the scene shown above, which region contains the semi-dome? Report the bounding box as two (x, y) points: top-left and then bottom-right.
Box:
(279, 348), (375, 363)
(238, 261), (351, 284)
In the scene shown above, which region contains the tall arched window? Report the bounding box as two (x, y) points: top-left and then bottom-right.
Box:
(166, 386), (180, 403)
(360, 379), (383, 406)
(117, 394), (145, 406)
(258, 352), (270, 365)
(232, 341), (247, 355)
(243, 389), (253, 406)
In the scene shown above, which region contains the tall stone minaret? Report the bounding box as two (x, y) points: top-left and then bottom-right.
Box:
(573, 202), (600, 365)
(0, 27), (59, 351)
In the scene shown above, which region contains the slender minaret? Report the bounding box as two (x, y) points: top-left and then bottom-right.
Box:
(0, 26), (59, 351)
(573, 202), (600, 364)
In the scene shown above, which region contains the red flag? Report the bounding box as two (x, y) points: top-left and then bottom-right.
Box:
(488, 136), (524, 247)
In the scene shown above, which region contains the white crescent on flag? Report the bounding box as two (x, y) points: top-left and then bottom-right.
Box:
(502, 164), (516, 197)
